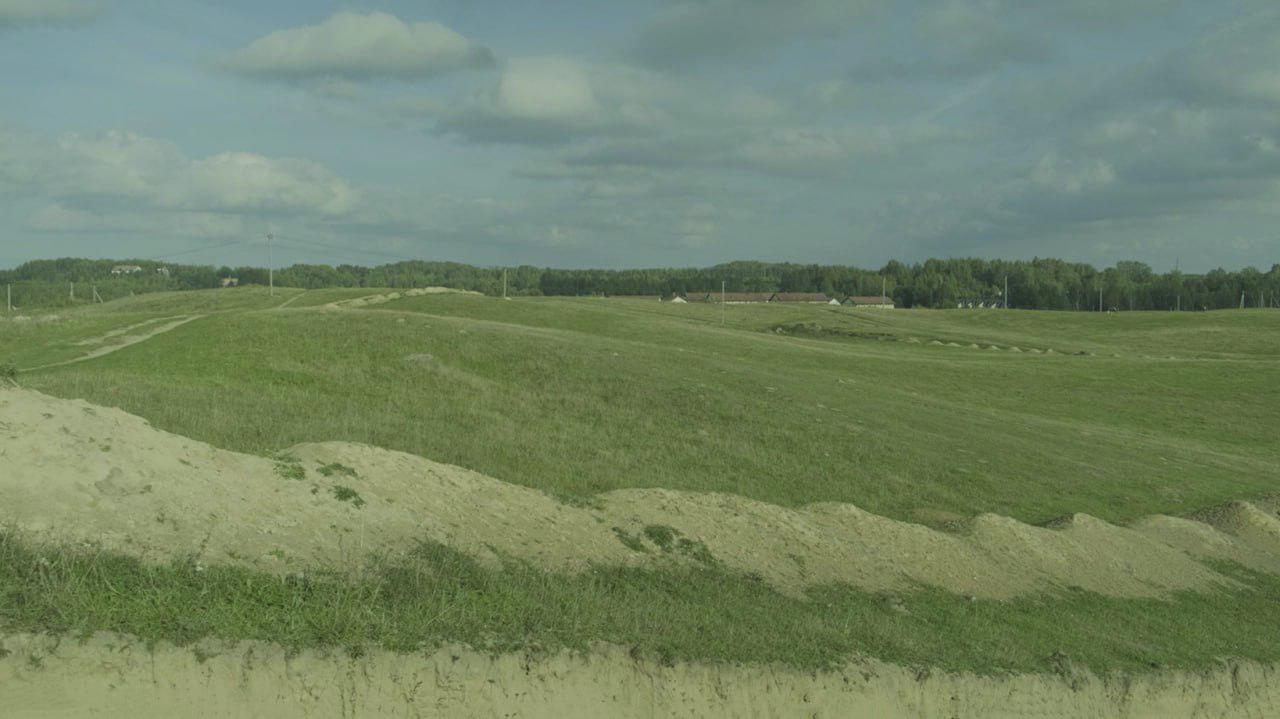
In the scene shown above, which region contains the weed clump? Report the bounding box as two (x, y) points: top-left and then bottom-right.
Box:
(316, 463), (358, 479)
(274, 462), (306, 481)
(330, 485), (365, 508)
(642, 524), (677, 551)
(611, 527), (648, 553)
(0, 361), (17, 383)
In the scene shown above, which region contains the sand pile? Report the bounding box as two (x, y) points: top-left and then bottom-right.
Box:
(4, 632), (1279, 719)
(326, 287), (482, 309)
(1, 386), (1277, 600)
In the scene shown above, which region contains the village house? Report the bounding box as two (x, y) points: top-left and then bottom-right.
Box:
(843, 295), (896, 309)
(111, 265), (143, 275)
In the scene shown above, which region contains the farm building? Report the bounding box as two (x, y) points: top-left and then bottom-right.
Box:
(111, 265), (143, 275)
(844, 295), (895, 309)
(771, 292), (838, 305)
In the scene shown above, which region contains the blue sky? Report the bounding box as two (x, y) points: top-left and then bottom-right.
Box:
(1, 0), (1277, 271)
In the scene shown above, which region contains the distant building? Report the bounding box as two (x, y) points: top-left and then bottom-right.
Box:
(716, 292), (773, 304)
(844, 295), (895, 309)
(219, 277), (239, 288)
(156, 267), (170, 277)
(678, 291), (712, 302)
(111, 265), (143, 275)
(771, 292), (836, 304)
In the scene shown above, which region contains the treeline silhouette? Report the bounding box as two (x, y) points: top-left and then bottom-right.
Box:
(3, 256), (1278, 311)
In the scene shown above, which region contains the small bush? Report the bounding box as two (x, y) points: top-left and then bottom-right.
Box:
(0, 362), (17, 381)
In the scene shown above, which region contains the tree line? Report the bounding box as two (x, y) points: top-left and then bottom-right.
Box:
(3, 256), (1278, 311)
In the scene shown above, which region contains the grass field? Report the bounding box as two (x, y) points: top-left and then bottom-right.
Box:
(3, 287), (1280, 675)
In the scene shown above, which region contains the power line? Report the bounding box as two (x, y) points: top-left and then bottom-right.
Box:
(270, 235), (424, 263)
(146, 238), (255, 262)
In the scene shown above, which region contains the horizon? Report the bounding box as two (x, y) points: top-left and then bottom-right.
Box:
(4, 253), (1278, 276)
(3, 2), (1280, 273)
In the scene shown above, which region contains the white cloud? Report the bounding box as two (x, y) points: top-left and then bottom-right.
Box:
(1, 128), (358, 217)
(0, 0), (98, 27)
(493, 57), (601, 122)
(1030, 154), (1117, 194)
(224, 11), (494, 81)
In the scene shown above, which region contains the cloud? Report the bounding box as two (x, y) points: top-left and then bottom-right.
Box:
(433, 58), (674, 144)
(632, 0), (881, 69)
(224, 11), (494, 81)
(0, 0), (99, 27)
(1, 128), (358, 218)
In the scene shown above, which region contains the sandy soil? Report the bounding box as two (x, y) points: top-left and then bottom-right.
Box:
(3, 386), (1278, 600)
(325, 287), (482, 309)
(2, 632), (1277, 718)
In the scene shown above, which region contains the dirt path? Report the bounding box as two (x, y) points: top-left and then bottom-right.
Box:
(274, 291), (305, 309)
(2, 632), (1277, 718)
(3, 386), (1278, 600)
(23, 315), (203, 372)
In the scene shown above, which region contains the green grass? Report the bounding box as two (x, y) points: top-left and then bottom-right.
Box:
(5, 287), (1280, 674)
(5, 534), (1280, 675)
(19, 291), (1279, 523)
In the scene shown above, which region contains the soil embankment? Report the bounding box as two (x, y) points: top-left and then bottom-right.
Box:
(2, 386), (1279, 600)
(1, 633), (1277, 718)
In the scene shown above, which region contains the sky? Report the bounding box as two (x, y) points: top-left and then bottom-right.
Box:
(1, 0), (1278, 272)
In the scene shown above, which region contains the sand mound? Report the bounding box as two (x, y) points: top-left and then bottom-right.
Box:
(1, 387), (1275, 600)
(1190, 502), (1280, 555)
(4, 632), (1279, 719)
(326, 287), (482, 309)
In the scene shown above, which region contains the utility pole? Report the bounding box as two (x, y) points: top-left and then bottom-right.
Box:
(503, 268), (508, 299)
(1099, 287), (1103, 313)
(721, 280), (726, 325)
(882, 276), (887, 305)
(92, 285), (103, 303)
(267, 233), (274, 297)
(70, 282), (75, 302)
(1241, 292), (1245, 309)
(1176, 295), (1181, 312)
(5, 284), (10, 313)
(1004, 276), (1009, 309)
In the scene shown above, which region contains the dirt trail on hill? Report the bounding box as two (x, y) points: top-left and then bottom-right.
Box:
(3, 387), (1279, 600)
(25, 315), (202, 371)
(2, 632), (1278, 718)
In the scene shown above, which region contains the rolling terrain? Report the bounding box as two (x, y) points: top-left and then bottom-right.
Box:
(3, 287), (1280, 715)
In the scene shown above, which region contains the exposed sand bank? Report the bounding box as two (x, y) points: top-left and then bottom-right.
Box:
(3, 386), (1278, 600)
(325, 287), (482, 309)
(2, 632), (1277, 718)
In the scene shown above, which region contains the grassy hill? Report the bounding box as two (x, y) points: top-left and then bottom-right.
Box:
(3, 287), (1280, 675)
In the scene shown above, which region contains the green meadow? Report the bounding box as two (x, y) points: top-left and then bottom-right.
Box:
(3, 287), (1279, 674)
